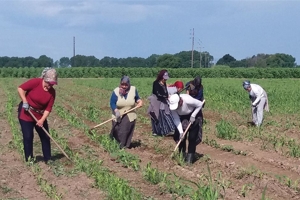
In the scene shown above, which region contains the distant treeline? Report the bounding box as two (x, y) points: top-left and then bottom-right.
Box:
(1, 67), (300, 79)
(0, 51), (298, 68)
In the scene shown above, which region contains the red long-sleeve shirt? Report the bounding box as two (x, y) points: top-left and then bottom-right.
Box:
(19, 78), (56, 122)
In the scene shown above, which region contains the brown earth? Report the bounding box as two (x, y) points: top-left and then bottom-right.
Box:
(0, 87), (48, 200)
(2, 79), (300, 200)
(58, 79), (300, 200)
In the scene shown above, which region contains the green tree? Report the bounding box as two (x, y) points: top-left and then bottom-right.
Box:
(266, 53), (296, 68)
(145, 54), (159, 67)
(216, 54), (236, 66)
(37, 55), (53, 68)
(157, 54), (181, 68)
(59, 57), (70, 67)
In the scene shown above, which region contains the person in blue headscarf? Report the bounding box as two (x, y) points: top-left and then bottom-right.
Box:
(110, 76), (143, 148)
(243, 80), (269, 127)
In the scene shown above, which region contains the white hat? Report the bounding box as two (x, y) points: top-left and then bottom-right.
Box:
(169, 94), (180, 110)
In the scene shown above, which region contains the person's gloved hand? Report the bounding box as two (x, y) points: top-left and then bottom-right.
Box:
(189, 116), (195, 124)
(252, 103), (257, 108)
(179, 132), (184, 140)
(115, 110), (121, 123)
(22, 102), (29, 111)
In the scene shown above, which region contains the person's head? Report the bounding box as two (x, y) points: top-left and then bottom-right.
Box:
(169, 81), (184, 92)
(168, 94), (183, 110)
(193, 76), (202, 87)
(42, 68), (58, 90)
(243, 80), (251, 92)
(120, 75), (131, 90)
(174, 81), (184, 91)
(156, 69), (169, 83)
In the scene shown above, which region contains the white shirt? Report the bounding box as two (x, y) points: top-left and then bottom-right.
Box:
(249, 84), (265, 105)
(171, 94), (204, 134)
(167, 86), (177, 95)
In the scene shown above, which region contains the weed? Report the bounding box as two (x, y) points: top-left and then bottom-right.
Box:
(216, 119), (239, 140)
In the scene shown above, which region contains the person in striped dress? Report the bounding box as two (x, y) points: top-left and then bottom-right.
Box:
(147, 69), (176, 136)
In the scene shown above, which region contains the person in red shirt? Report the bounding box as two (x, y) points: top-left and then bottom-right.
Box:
(17, 68), (57, 163)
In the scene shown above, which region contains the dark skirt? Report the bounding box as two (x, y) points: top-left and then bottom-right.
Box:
(151, 109), (176, 136)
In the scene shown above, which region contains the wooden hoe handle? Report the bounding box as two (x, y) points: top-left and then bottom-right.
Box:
(90, 106), (140, 130)
(28, 110), (71, 161)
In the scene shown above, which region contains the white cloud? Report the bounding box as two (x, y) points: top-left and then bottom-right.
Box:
(3, 0), (171, 27)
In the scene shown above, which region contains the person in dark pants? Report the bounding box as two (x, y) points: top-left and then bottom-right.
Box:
(169, 93), (205, 164)
(17, 68), (57, 163)
(110, 76), (143, 148)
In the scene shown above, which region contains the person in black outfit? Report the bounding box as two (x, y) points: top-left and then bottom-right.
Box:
(147, 69), (176, 136)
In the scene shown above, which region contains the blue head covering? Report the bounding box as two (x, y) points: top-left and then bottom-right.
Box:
(119, 76), (131, 96)
(243, 80), (251, 90)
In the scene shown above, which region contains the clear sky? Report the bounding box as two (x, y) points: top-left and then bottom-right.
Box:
(0, 0), (299, 64)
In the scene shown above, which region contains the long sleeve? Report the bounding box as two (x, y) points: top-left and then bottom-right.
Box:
(167, 86), (177, 95)
(135, 89), (141, 102)
(171, 110), (183, 134)
(251, 84), (265, 106)
(176, 94), (204, 117)
(152, 81), (168, 99)
(110, 91), (118, 111)
(190, 99), (204, 117)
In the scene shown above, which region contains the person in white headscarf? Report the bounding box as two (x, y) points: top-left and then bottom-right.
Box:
(243, 80), (269, 127)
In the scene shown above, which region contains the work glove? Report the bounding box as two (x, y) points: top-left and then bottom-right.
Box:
(179, 132), (184, 140)
(115, 110), (121, 123)
(189, 116), (196, 124)
(22, 102), (30, 111)
(252, 103), (257, 108)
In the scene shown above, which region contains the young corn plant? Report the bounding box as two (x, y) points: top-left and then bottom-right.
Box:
(142, 162), (168, 184)
(191, 164), (223, 200)
(3, 86), (63, 200)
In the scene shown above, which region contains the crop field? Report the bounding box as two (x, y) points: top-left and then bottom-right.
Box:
(1, 77), (300, 200)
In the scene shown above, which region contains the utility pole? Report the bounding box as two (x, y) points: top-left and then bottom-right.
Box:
(198, 39), (202, 68)
(190, 28), (194, 68)
(73, 36), (75, 67)
(204, 52), (207, 68)
(73, 36), (75, 57)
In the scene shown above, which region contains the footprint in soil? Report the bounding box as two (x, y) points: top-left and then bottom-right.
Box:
(129, 140), (142, 149)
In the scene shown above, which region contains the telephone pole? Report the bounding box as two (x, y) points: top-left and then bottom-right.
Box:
(190, 28), (194, 68)
(73, 36), (75, 57)
(198, 39), (203, 68)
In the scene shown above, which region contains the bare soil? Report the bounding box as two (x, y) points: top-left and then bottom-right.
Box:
(2, 79), (300, 200)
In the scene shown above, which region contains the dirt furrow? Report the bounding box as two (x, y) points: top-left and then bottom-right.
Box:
(0, 87), (48, 200)
(49, 107), (173, 200)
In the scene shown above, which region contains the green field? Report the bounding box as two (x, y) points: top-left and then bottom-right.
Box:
(1, 77), (300, 200)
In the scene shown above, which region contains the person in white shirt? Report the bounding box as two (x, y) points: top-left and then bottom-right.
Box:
(168, 93), (205, 164)
(243, 80), (269, 127)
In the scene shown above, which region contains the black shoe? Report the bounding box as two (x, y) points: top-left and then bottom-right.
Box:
(186, 153), (194, 164)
